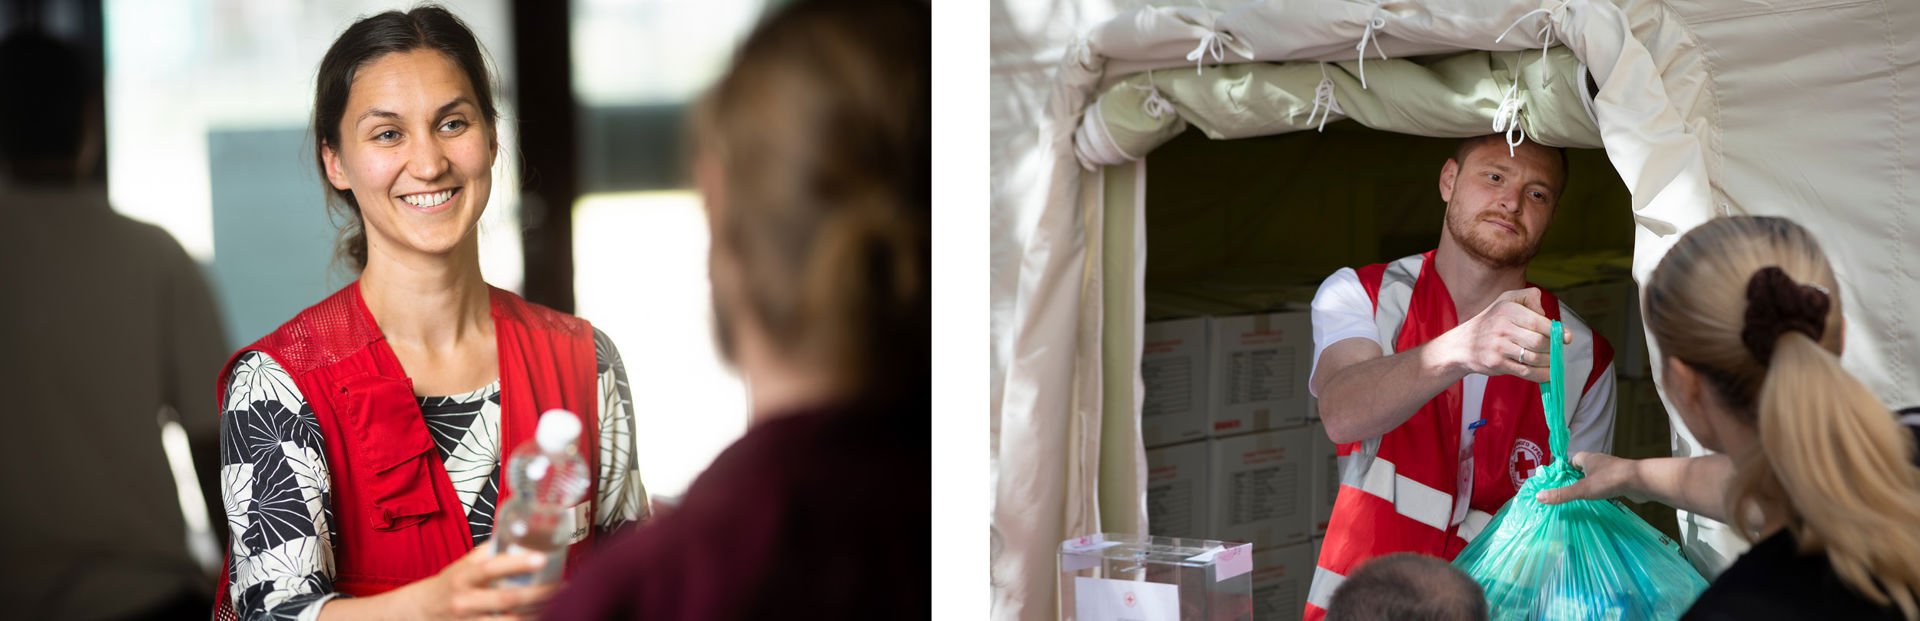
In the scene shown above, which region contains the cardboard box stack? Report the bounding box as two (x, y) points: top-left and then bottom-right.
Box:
(1144, 440), (1209, 538)
(1141, 311), (1322, 572)
(1142, 318), (1210, 448)
(1307, 410), (1337, 537)
(1208, 427), (1314, 550)
(1251, 540), (1315, 621)
(1208, 312), (1313, 436)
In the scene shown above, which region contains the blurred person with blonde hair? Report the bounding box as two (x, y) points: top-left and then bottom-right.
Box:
(542, 0), (928, 618)
(1537, 215), (1920, 620)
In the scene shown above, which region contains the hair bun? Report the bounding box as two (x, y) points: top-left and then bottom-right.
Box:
(1741, 266), (1831, 364)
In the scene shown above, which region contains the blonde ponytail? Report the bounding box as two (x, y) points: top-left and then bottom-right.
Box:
(1740, 333), (1920, 617)
(1646, 216), (1920, 620)
(800, 191), (930, 396)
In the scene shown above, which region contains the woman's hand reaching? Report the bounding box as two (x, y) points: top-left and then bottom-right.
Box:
(1536, 451), (1645, 505)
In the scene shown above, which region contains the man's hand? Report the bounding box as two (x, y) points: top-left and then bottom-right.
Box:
(1434, 287), (1570, 383)
(1311, 287), (1573, 444)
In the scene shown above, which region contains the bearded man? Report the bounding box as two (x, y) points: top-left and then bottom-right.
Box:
(1302, 136), (1618, 620)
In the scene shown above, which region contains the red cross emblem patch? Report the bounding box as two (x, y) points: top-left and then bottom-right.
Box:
(1508, 439), (1545, 489)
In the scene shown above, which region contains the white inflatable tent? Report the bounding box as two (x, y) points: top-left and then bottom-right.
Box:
(990, 1), (1920, 619)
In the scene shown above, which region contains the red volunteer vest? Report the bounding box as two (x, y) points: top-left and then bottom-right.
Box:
(1303, 251), (1611, 621)
(211, 283), (600, 618)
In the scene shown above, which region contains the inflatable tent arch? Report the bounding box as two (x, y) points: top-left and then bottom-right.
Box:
(993, 2), (1920, 619)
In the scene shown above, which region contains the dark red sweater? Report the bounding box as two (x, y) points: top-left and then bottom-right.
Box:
(544, 403), (926, 620)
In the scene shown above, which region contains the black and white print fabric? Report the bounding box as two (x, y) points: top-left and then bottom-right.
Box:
(419, 383), (504, 544)
(219, 328), (647, 621)
(593, 329), (646, 525)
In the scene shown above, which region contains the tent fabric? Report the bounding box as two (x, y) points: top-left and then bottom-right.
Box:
(1076, 47), (1604, 169)
(992, 1), (1920, 619)
(1097, 160), (1152, 551)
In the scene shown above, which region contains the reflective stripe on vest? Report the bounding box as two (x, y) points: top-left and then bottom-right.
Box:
(1307, 565), (1345, 610)
(1457, 509), (1495, 544)
(1370, 254), (1423, 355)
(1336, 453), (1453, 531)
(1341, 254), (1457, 532)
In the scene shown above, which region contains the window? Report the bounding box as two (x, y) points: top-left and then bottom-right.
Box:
(570, 0), (764, 499)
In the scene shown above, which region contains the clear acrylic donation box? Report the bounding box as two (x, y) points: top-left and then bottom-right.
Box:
(1059, 533), (1254, 621)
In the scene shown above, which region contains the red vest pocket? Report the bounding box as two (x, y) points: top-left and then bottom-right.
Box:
(335, 373), (443, 531)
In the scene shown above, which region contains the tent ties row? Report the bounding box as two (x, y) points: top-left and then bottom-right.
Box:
(1140, 2), (1571, 139)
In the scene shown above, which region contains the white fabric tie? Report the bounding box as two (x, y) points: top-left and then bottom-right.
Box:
(1496, 5), (1563, 84)
(1131, 73), (1176, 120)
(1492, 81), (1526, 156)
(1307, 63), (1340, 131)
(1186, 30), (1226, 75)
(1355, 6), (1389, 89)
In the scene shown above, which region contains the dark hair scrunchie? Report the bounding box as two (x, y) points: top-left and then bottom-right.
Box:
(1742, 266), (1831, 364)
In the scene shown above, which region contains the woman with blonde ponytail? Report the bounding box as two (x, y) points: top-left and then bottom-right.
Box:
(1538, 215), (1920, 619)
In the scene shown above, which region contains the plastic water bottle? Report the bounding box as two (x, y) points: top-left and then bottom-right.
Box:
(493, 409), (591, 587)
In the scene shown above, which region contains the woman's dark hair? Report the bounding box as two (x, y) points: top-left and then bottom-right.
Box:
(694, 0), (929, 406)
(312, 5), (498, 271)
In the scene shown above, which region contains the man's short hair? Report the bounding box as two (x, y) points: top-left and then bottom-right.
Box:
(1451, 134), (1570, 197)
(1325, 553), (1488, 621)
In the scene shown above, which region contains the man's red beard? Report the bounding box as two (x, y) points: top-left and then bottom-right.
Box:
(1445, 206), (1539, 270)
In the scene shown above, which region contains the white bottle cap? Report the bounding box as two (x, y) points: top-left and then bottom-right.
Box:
(535, 409), (582, 452)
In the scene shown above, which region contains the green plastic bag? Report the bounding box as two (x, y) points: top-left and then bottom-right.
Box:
(1451, 321), (1708, 620)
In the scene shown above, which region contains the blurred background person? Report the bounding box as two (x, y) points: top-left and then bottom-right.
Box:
(542, 0), (929, 618)
(0, 10), (230, 621)
(1326, 553), (1488, 621)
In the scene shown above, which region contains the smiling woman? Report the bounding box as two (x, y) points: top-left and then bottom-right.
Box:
(324, 52), (492, 270)
(311, 10), (501, 274)
(211, 6), (649, 621)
